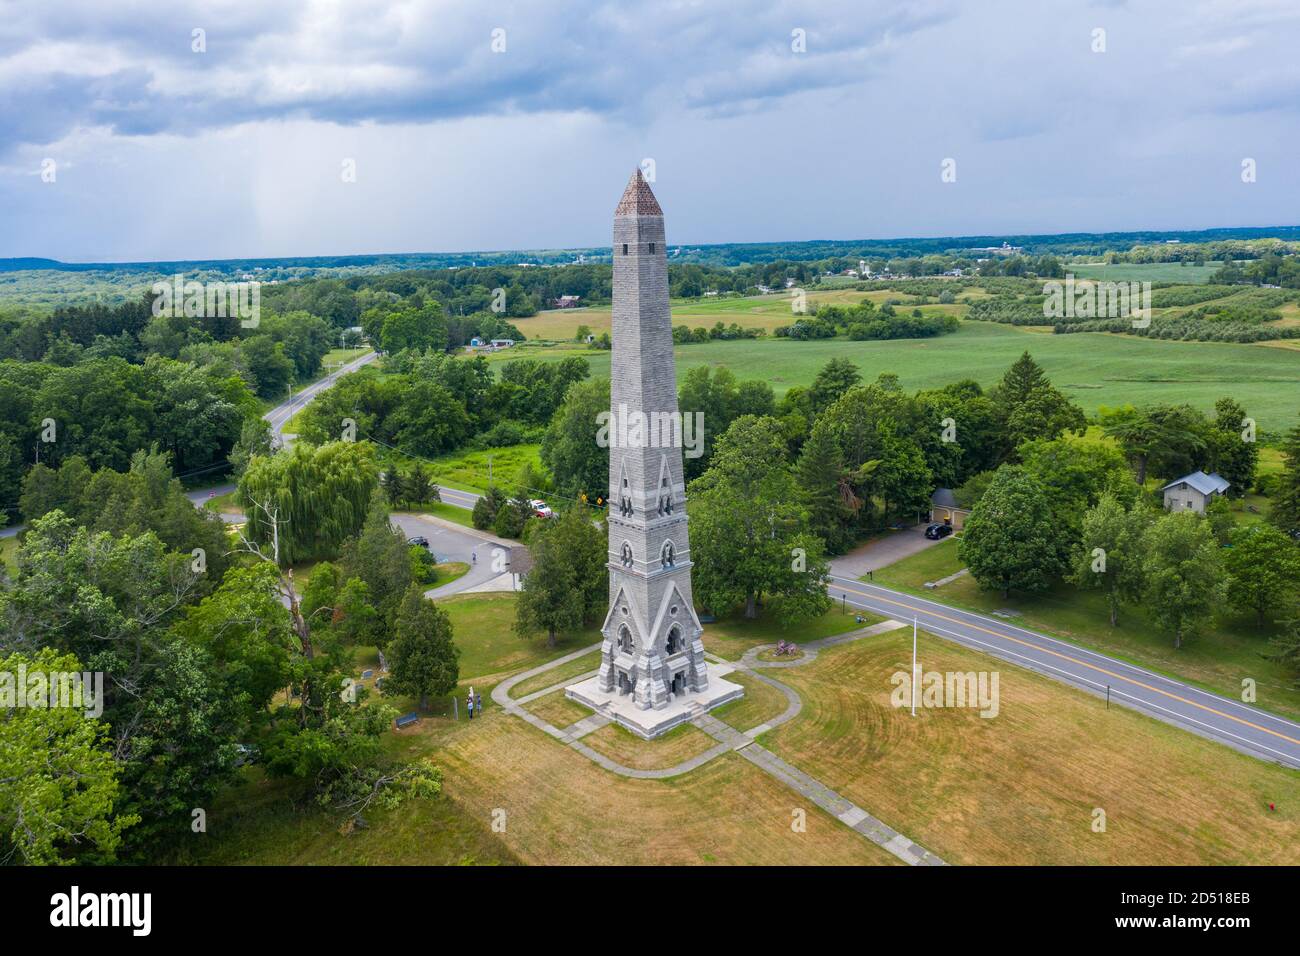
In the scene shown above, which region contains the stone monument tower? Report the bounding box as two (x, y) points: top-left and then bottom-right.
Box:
(565, 170), (742, 738)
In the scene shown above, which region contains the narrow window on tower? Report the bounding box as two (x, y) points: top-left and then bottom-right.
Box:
(622, 243), (628, 255)
(649, 242), (655, 254)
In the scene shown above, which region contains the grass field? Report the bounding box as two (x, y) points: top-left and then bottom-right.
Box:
(508, 649), (602, 699)
(1066, 261), (1226, 283)
(506, 317), (1300, 429)
(419, 443), (542, 493)
(709, 671), (791, 732)
(873, 539), (1300, 721)
(764, 631), (1300, 865)
(525, 688), (593, 728)
(426, 711), (899, 865)
(701, 605), (876, 661)
(581, 721), (718, 771)
(437, 593), (599, 688)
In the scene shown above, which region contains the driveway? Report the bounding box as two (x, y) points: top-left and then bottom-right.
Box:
(829, 524), (943, 579)
(390, 512), (518, 599)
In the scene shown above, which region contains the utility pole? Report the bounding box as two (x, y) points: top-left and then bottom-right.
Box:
(911, 616), (918, 717)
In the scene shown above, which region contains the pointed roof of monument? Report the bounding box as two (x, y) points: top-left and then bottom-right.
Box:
(614, 168), (663, 216)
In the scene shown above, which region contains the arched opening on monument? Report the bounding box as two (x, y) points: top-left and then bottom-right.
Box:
(618, 625), (634, 655)
(620, 475), (633, 517)
(620, 542), (634, 568)
(617, 671), (633, 695)
(665, 624), (683, 655)
(661, 540), (675, 568)
(671, 671), (685, 696)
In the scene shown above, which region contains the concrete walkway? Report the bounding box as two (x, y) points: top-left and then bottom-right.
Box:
(490, 629), (946, 865)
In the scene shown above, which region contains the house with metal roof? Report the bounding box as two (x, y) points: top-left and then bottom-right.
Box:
(1161, 471), (1230, 514)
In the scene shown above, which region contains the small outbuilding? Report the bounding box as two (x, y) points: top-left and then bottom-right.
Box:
(929, 488), (971, 530)
(1161, 471), (1230, 514)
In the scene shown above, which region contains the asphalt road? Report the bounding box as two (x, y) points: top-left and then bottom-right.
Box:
(828, 573), (1300, 770)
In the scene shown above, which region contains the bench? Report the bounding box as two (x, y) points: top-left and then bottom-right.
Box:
(394, 712), (420, 730)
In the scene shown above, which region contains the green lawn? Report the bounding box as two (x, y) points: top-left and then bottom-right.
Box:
(872, 538), (1300, 721)
(0, 535), (17, 574)
(436, 593), (601, 687)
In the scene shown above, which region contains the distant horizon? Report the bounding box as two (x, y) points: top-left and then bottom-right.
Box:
(6, 220), (1299, 271)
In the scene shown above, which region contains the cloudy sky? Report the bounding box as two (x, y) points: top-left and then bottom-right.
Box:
(2, 0), (1298, 262)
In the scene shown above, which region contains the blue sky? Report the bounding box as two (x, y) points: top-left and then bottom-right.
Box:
(2, 0), (1298, 261)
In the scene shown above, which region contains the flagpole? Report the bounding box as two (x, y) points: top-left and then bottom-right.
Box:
(911, 616), (918, 717)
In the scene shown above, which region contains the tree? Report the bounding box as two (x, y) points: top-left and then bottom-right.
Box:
(385, 585), (459, 710)
(1019, 434), (1133, 546)
(873, 429), (932, 522)
(514, 511), (589, 648)
(404, 463), (435, 508)
(808, 358), (861, 414)
(542, 377), (610, 503)
(492, 495), (529, 539)
(228, 417), (273, 479)
(338, 488), (414, 636)
(1224, 524), (1300, 628)
(958, 466), (1064, 598)
(1209, 397), (1258, 496)
(388, 379), (470, 455)
(241, 335), (295, 398)
(1143, 511), (1226, 649)
(990, 352), (1085, 457)
(689, 416), (831, 622)
(238, 440), (378, 564)
(381, 465), (405, 506)
(472, 486), (506, 530)
(380, 302), (449, 354)
(1070, 494), (1150, 626)
(1271, 424), (1300, 536)
(0, 649), (137, 864)
(794, 421), (853, 554)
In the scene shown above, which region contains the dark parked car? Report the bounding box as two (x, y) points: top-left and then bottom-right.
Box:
(924, 523), (953, 540)
(408, 536), (430, 548)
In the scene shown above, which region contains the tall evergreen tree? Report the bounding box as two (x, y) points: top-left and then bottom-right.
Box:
(385, 585), (459, 711)
(794, 421), (852, 553)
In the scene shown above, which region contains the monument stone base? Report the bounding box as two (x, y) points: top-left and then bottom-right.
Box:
(566, 662), (744, 740)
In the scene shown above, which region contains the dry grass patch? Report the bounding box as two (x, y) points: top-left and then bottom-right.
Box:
(432, 710), (897, 864)
(711, 672), (792, 732)
(581, 721), (718, 771)
(765, 633), (1300, 865)
(509, 650), (602, 699)
(702, 606), (872, 661)
(527, 689), (593, 729)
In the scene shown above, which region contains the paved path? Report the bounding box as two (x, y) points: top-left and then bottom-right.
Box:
(490, 632), (946, 864)
(828, 573), (1300, 770)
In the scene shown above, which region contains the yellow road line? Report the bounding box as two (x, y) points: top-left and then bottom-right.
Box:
(836, 582), (1300, 748)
